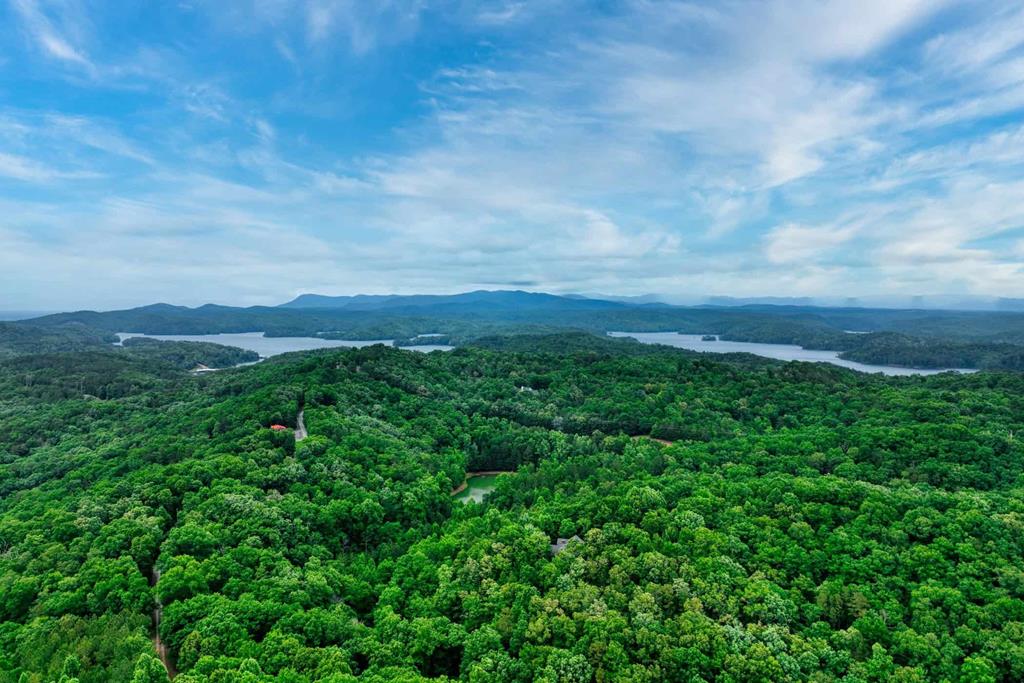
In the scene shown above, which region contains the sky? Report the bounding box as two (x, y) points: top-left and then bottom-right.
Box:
(2, 0), (1024, 310)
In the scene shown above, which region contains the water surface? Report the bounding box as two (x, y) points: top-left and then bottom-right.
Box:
(402, 344), (456, 352)
(609, 332), (976, 377)
(116, 332), (452, 356)
(453, 474), (501, 504)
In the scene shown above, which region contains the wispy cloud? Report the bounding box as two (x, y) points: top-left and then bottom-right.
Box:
(11, 0), (93, 70)
(764, 223), (858, 266)
(1, 0), (1023, 307)
(0, 151), (90, 181)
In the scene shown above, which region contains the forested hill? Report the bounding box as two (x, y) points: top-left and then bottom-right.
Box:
(20, 292), (1024, 370)
(117, 338), (259, 371)
(0, 324), (259, 378)
(2, 337), (1024, 681)
(0, 322), (117, 358)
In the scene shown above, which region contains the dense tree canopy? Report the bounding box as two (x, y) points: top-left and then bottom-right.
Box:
(2, 336), (1024, 681)
(0, 323), (117, 359)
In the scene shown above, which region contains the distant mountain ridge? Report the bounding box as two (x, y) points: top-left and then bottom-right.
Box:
(569, 293), (670, 305)
(280, 294), (396, 309)
(280, 290), (628, 312)
(23, 290), (635, 337)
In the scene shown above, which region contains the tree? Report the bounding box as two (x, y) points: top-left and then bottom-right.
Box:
(131, 654), (170, 683)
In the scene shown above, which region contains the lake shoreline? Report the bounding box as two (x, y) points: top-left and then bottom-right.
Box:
(608, 331), (977, 377)
(115, 331), (453, 357)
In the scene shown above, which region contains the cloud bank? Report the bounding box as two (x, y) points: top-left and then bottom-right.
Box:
(1, 0), (1023, 308)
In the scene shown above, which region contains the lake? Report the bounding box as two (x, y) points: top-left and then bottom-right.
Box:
(397, 344), (455, 353)
(452, 473), (503, 504)
(609, 332), (977, 377)
(116, 332), (453, 357)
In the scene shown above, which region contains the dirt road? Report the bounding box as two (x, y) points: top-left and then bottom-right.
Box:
(151, 567), (177, 678)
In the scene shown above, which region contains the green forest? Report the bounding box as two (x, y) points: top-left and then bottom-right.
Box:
(2, 335), (1024, 682)
(21, 292), (1024, 370)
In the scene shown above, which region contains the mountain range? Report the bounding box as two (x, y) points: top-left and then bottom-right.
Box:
(279, 290), (632, 312)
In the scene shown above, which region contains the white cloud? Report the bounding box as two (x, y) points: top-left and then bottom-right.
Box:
(0, 151), (100, 182)
(3, 0), (1024, 307)
(42, 114), (155, 164)
(473, 1), (527, 26)
(924, 4), (1024, 75)
(303, 0), (427, 54)
(11, 0), (93, 69)
(764, 223), (857, 265)
(0, 151), (61, 181)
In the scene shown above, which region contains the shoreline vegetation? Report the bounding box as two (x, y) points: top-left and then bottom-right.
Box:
(613, 331), (978, 376)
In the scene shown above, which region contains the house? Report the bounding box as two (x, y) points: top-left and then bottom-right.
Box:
(550, 535), (582, 556)
(269, 424), (288, 431)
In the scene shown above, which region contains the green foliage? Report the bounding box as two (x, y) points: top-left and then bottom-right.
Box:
(0, 323), (116, 360)
(119, 338), (259, 370)
(130, 654), (169, 683)
(2, 337), (1024, 681)
(839, 331), (1024, 370)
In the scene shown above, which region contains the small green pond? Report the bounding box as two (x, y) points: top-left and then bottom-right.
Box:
(453, 474), (501, 504)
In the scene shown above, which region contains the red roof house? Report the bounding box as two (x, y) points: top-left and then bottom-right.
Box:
(270, 424), (288, 431)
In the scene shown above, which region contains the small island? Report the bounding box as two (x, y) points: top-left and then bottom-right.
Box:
(701, 334), (718, 341)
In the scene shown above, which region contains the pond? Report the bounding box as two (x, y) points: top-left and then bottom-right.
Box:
(452, 473), (506, 504)
(608, 332), (977, 377)
(115, 332), (453, 356)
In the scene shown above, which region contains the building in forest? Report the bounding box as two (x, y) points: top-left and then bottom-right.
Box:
(550, 535), (582, 555)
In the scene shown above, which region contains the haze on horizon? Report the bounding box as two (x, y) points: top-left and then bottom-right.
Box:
(2, 0), (1024, 311)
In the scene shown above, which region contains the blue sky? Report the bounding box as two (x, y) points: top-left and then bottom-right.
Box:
(2, 0), (1024, 309)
